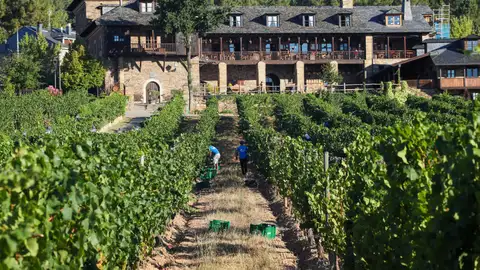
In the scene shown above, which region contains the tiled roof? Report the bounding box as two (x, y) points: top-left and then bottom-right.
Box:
(432, 49), (480, 66)
(91, 5), (433, 35)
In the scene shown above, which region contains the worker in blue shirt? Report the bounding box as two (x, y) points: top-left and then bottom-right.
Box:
(209, 145), (221, 170)
(235, 140), (249, 175)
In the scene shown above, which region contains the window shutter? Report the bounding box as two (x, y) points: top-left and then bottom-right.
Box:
(277, 16), (280, 27)
(302, 16), (305, 27)
(230, 16), (233, 27)
(241, 15), (244, 27)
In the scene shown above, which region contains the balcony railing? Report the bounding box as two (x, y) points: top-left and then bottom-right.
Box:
(373, 50), (416, 59)
(200, 50), (365, 61)
(130, 43), (176, 54)
(466, 78), (480, 88)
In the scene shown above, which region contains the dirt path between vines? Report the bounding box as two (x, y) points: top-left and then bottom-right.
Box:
(141, 116), (299, 270)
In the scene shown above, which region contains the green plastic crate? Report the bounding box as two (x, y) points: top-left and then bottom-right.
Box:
(209, 220), (230, 232)
(261, 224), (276, 239)
(249, 224), (263, 235)
(249, 223), (276, 239)
(200, 167), (217, 181)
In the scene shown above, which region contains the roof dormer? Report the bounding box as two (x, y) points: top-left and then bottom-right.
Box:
(139, 0), (154, 13)
(385, 8), (403, 26)
(301, 13), (316, 27)
(229, 12), (243, 27)
(338, 11), (352, 27)
(464, 35), (480, 51)
(265, 12), (280, 27)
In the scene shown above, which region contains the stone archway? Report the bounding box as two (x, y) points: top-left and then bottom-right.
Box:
(266, 73), (280, 92)
(142, 79), (162, 104)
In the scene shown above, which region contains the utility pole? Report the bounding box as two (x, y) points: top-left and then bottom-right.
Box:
(58, 57), (62, 91)
(16, 25), (19, 56)
(48, 9), (52, 30)
(54, 58), (57, 88)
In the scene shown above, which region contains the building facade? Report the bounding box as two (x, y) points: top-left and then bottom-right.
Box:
(69, 0), (434, 103)
(380, 35), (480, 99)
(0, 23), (76, 62)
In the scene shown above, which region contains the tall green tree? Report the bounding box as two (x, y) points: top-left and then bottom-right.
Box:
(152, 0), (229, 112)
(451, 15), (474, 38)
(0, 33), (58, 93)
(61, 44), (105, 92)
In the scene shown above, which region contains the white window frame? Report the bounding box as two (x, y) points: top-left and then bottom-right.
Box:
(387, 15), (401, 26)
(230, 15), (242, 27)
(303, 15), (315, 27)
(140, 1), (153, 13)
(340, 15), (351, 27)
(267, 15), (279, 27)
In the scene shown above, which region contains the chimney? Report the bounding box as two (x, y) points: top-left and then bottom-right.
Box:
(402, 0), (412, 20)
(66, 23), (72, 35)
(37, 23), (43, 35)
(341, 0), (353, 8)
(60, 27), (64, 33)
(120, 0), (123, 6)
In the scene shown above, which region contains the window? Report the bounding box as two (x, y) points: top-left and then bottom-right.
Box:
(113, 35), (124, 42)
(229, 43), (235, 53)
(467, 68), (479, 77)
(387, 15), (401, 26)
(340, 15), (351, 27)
(267, 15), (279, 27)
(467, 40), (479, 51)
(339, 43), (348, 51)
(140, 1), (153, 13)
(303, 15), (315, 27)
(101, 6), (115, 15)
(230, 15), (242, 27)
(321, 43), (332, 52)
(447, 69), (455, 78)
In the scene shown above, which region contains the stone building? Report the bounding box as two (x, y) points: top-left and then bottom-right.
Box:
(68, 0), (434, 103)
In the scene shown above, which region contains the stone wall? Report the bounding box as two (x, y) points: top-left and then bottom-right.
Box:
(227, 65), (257, 91)
(200, 64), (219, 88)
(266, 64), (295, 91)
(119, 56), (198, 103)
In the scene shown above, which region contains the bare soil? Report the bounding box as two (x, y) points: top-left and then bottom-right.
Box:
(141, 116), (318, 270)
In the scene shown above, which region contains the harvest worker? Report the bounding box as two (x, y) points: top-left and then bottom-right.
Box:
(209, 145), (221, 171)
(235, 140), (248, 175)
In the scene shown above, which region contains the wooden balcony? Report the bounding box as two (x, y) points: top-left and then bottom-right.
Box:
(373, 50), (415, 59)
(130, 43), (177, 54)
(200, 50), (365, 63)
(440, 77), (480, 89)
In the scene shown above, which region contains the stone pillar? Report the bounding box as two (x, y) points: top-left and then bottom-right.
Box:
(365, 35), (373, 60)
(257, 61), (266, 92)
(218, 62), (227, 93)
(296, 61), (305, 92)
(341, 0), (353, 8)
(191, 56), (200, 88)
(364, 35), (374, 80)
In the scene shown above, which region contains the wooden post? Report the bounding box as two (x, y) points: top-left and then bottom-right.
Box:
(151, 29), (154, 48)
(343, 82), (346, 93)
(331, 36), (335, 53)
(278, 36), (281, 51)
(386, 36), (390, 58)
(240, 36), (243, 58)
(259, 36), (262, 58)
(348, 36), (351, 59)
(464, 67), (467, 88)
(315, 37), (318, 52)
(403, 36), (407, 58)
(298, 36), (301, 55)
(220, 37), (223, 59)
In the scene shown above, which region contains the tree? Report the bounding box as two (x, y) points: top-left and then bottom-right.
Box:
(61, 44), (105, 92)
(320, 63), (343, 88)
(152, 0), (228, 112)
(451, 16), (474, 38)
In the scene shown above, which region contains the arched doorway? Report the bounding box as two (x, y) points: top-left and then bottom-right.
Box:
(266, 73), (280, 92)
(143, 80), (161, 104)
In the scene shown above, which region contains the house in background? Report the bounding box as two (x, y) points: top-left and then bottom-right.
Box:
(377, 34), (480, 99)
(0, 23), (76, 62)
(68, 0), (435, 103)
